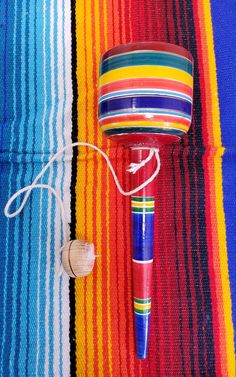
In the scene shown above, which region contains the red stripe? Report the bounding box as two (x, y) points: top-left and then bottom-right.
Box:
(99, 114), (191, 128)
(166, 0), (176, 43)
(184, 0), (212, 373)
(155, 159), (171, 374)
(132, 262), (153, 299)
(98, 1), (111, 375)
(122, 147), (135, 376)
(99, 78), (193, 98)
(162, 153), (184, 373)
(107, 132), (180, 148)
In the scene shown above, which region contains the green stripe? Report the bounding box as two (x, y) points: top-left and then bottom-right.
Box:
(131, 197), (154, 202)
(104, 127), (186, 136)
(134, 298), (151, 304)
(132, 207), (154, 213)
(134, 308), (151, 314)
(101, 52), (193, 75)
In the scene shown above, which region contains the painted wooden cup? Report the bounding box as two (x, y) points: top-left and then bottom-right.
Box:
(98, 41), (194, 359)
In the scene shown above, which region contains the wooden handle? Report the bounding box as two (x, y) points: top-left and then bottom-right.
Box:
(131, 148), (156, 359)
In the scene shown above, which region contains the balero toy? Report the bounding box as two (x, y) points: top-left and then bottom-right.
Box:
(98, 41), (193, 359)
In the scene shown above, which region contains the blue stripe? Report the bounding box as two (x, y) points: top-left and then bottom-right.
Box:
(134, 313), (150, 359)
(99, 96), (192, 116)
(132, 212), (154, 261)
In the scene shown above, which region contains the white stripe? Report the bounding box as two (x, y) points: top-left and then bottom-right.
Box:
(132, 259), (153, 264)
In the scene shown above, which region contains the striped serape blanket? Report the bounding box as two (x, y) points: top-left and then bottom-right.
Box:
(0, 0), (235, 376)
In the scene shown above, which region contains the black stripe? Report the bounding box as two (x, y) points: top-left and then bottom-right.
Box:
(172, 0), (180, 45)
(69, 1), (78, 376)
(179, 148), (198, 376)
(171, 147), (187, 376)
(170, 2), (193, 375)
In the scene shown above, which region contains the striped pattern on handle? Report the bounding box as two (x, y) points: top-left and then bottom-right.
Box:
(132, 196), (154, 359)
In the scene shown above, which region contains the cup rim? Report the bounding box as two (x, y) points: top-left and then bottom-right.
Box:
(101, 41), (193, 63)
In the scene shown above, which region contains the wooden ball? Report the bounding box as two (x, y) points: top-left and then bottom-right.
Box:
(62, 240), (95, 278)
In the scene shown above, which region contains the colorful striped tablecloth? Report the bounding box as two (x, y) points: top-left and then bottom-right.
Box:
(0, 1), (235, 376)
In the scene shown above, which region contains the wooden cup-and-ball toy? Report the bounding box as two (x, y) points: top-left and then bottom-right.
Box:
(98, 42), (194, 359)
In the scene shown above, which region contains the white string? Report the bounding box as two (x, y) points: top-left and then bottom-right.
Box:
(4, 142), (161, 246)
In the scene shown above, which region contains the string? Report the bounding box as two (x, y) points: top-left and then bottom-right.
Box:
(4, 142), (161, 248)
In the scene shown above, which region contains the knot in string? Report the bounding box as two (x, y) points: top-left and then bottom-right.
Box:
(127, 148), (158, 174)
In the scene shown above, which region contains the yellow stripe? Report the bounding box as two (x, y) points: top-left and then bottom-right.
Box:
(101, 121), (189, 132)
(134, 302), (151, 310)
(99, 66), (193, 87)
(131, 201), (155, 208)
(81, 0), (95, 370)
(203, 1), (235, 375)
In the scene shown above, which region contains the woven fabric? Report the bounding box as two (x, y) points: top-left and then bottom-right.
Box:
(0, 1), (235, 376)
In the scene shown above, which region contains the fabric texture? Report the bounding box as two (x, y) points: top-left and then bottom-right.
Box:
(0, 1), (235, 376)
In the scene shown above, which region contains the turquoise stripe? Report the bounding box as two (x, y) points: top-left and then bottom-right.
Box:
(99, 90), (192, 103)
(99, 108), (191, 121)
(101, 51), (193, 75)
